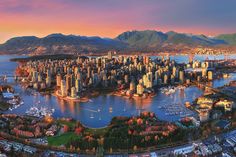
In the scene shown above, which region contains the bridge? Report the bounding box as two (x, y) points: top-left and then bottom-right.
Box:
(192, 81), (236, 100)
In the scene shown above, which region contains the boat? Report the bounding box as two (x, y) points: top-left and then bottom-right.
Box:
(90, 113), (94, 119)
(26, 106), (55, 118)
(109, 107), (113, 113)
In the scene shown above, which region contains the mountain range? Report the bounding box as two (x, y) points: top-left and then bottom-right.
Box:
(0, 30), (236, 55)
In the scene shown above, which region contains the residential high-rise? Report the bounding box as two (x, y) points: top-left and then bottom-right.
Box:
(60, 80), (67, 97)
(179, 70), (184, 83)
(164, 74), (168, 84)
(136, 83), (144, 95)
(208, 71), (213, 81)
(71, 87), (76, 98)
(66, 74), (72, 93)
(129, 81), (136, 91)
(75, 79), (81, 93)
(56, 74), (62, 87)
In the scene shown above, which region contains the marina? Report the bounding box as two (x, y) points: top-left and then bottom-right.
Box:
(26, 107), (55, 118)
(158, 103), (194, 118)
(160, 86), (185, 95)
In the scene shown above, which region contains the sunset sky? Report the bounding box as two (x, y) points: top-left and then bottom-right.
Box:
(0, 0), (236, 43)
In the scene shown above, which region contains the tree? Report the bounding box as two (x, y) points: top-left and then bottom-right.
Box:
(96, 145), (104, 157)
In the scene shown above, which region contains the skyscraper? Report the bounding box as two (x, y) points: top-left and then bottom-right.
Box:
(208, 71), (213, 81)
(136, 83), (144, 95)
(60, 80), (67, 97)
(179, 70), (184, 83)
(66, 74), (72, 94)
(56, 74), (62, 87)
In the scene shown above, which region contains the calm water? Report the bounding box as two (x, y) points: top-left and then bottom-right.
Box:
(0, 55), (236, 128)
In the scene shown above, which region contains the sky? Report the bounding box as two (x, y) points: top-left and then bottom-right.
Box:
(0, 0), (236, 43)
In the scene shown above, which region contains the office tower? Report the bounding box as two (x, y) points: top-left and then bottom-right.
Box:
(40, 82), (46, 89)
(71, 74), (75, 87)
(142, 74), (148, 87)
(60, 80), (67, 97)
(32, 71), (38, 82)
(179, 70), (184, 83)
(74, 67), (79, 75)
(75, 79), (81, 93)
(186, 78), (190, 85)
(154, 70), (159, 85)
(71, 87), (76, 98)
(208, 71), (213, 81)
(171, 74), (175, 84)
(146, 80), (153, 88)
(146, 72), (153, 88)
(138, 79), (143, 85)
(197, 76), (201, 82)
(87, 67), (91, 78)
(164, 74), (168, 84)
(103, 74), (108, 87)
(136, 83), (144, 95)
(38, 74), (42, 82)
(147, 72), (153, 82)
(130, 81), (136, 91)
(124, 75), (129, 84)
(88, 78), (93, 86)
(66, 74), (72, 93)
(77, 72), (82, 80)
(46, 76), (51, 87)
(202, 68), (207, 78)
(46, 69), (51, 78)
(33, 83), (38, 89)
(56, 74), (62, 87)
(92, 73), (98, 85)
(172, 66), (177, 77)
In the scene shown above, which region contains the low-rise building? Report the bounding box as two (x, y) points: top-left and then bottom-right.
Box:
(173, 145), (194, 156)
(215, 99), (234, 112)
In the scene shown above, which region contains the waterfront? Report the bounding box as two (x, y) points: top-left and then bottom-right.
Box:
(1, 55), (236, 128)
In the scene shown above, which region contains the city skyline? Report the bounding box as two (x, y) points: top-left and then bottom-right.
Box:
(1, 0), (236, 43)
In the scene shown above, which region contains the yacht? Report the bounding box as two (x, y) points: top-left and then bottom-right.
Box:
(26, 106), (55, 118)
(109, 107), (113, 113)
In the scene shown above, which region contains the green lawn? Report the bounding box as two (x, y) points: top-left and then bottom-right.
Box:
(57, 120), (77, 128)
(47, 132), (80, 146)
(84, 127), (109, 136)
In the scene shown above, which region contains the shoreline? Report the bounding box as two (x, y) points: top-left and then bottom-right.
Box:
(53, 91), (90, 103)
(111, 91), (156, 100)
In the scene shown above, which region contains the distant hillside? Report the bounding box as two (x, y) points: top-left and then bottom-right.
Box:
(116, 30), (226, 49)
(0, 30), (234, 55)
(0, 34), (128, 55)
(216, 33), (236, 45)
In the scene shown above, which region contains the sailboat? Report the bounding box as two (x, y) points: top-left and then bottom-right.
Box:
(90, 113), (94, 119)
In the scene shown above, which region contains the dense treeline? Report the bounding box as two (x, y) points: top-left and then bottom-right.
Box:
(66, 112), (186, 152)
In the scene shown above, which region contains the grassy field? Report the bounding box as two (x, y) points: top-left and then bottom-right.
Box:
(47, 132), (80, 146)
(57, 120), (77, 128)
(84, 127), (109, 136)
